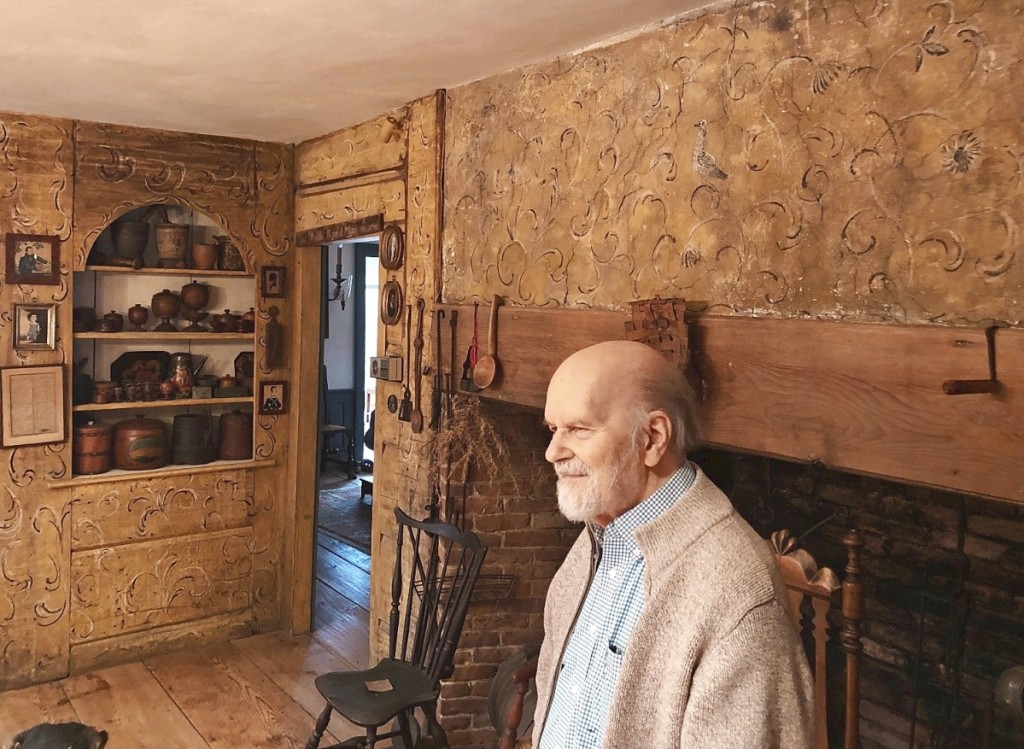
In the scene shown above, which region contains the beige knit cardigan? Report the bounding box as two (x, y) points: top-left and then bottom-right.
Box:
(532, 468), (815, 749)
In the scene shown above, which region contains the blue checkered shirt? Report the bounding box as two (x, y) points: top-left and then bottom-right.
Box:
(538, 463), (696, 749)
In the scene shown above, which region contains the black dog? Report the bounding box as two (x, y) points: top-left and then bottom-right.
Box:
(11, 722), (107, 749)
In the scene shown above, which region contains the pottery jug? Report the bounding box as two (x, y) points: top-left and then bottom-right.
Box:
(191, 242), (218, 270)
(155, 222), (189, 268)
(111, 218), (149, 260)
(170, 352), (194, 398)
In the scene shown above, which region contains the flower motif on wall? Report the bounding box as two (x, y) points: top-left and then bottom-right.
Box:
(941, 130), (981, 174)
(812, 61), (842, 95)
(915, 26), (949, 72)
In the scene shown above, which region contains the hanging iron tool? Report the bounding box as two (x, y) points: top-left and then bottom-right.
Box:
(448, 310), (458, 418)
(429, 309), (445, 431)
(410, 298), (426, 433)
(398, 304), (412, 422)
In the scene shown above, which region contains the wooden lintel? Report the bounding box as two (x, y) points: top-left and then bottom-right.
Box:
(437, 304), (1023, 504)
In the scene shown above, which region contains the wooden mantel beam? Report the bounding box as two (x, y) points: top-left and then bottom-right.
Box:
(438, 304), (1023, 504)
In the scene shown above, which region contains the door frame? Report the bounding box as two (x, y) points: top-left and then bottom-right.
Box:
(287, 218), (387, 634)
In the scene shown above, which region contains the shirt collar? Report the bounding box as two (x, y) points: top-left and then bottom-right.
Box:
(592, 462), (697, 547)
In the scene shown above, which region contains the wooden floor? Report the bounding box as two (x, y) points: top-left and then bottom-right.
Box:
(0, 525), (373, 749)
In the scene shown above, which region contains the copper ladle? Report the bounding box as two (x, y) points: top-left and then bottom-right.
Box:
(472, 295), (503, 389)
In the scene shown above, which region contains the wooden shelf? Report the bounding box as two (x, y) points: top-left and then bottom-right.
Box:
(50, 458), (276, 488)
(73, 397), (252, 413)
(74, 331), (254, 341)
(84, 265), (251, 277)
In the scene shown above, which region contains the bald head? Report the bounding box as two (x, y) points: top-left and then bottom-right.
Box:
(548, 340), (700, 459)
(544, 341), (700, 524)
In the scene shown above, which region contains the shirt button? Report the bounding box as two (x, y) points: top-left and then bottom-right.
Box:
(608, 568), (619, 580)
(571, 684), (581, 696)
(588, 624), (597, 636)
(633, 548), (642, 558)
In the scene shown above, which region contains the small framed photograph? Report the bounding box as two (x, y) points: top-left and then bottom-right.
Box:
(14, 303), (57, 351)
(261, 265), (286, 298)
(0, 364), (66, 447)
(258, 380), (288, 415)
(5, 234), (60, 286)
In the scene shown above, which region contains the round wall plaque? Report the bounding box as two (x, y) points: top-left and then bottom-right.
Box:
(380, 279), (404, 325)
(380, 224), (405, 270)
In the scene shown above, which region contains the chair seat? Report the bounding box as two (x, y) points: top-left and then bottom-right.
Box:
(315, 659), (439, 728)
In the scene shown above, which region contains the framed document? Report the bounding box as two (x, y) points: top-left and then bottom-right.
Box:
(0, 364), (66, 447)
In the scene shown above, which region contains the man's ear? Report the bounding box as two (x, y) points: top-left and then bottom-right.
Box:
(643, 410), (672, 467)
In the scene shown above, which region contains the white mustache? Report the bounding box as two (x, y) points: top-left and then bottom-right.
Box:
(554, 459), (591, 479)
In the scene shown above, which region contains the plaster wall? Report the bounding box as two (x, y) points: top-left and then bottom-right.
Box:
(443, 0), (1022, 326)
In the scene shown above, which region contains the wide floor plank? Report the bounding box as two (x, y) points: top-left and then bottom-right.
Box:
(146, 642), (340, 749)
(318, 531), (372, 575)
(314, 584), (370, 670)
(316, 541), (371, 610)
(62, 662), (209, 749)
(232, 631), (363, 741)
(0, 681), (80, 740)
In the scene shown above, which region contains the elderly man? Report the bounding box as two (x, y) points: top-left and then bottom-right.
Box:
(534, 340), (814, 749)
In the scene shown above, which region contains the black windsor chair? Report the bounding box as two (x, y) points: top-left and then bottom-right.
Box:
(305, 507), (487, 749)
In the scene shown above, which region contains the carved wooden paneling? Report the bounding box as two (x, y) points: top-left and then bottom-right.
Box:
(442, 0), (1023, 325)
(295, 108), (408, 187)
(293, 180), (406, 234)
(251, 141), (294, 631)
(70, 527), (253, 644)
(0, 112), (75, 689)
(69, 611), (252, 674)
(70, 472), (254, 551)
(72, 122), (257, 270)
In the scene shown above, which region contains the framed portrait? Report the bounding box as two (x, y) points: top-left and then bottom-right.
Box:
(261, 265), (286, 298)
(5, 234), (60, 286)
(258, 380), (288, 415)
(380, 223), (405, 270)
(14, 303), (57, 351)
(0, 364), (66, 447)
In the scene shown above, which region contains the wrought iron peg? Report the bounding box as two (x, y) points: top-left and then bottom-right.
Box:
(942, 325), (1001, 395)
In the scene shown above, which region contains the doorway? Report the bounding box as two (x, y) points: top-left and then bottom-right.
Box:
(313, 239), (379, 638)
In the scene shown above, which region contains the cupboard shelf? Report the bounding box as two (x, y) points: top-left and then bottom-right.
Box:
(73, 397), (253, 413)
(50, 458), (276, 489)
(84, 265), (251, 277)
(74, 332), (254, 342)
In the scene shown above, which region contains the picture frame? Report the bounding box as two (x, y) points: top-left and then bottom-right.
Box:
(261, 265), (286, 298)
(13, 303), (57, 351)
(258, 380), (288, 415)
(0, 364), (66, 447)
(380, 223), (405, 270)
(5, 234), (61, 286)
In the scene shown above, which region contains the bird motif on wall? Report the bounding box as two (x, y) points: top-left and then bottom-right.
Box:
(693, 120), (728, 180)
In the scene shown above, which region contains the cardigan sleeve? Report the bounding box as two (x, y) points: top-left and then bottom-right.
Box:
(679, 601), (815, 749)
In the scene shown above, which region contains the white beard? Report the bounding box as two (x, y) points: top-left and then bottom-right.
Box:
(554, 449), (639, 524)
(555, 458), (601, 523)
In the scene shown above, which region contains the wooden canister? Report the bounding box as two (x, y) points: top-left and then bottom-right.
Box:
(73, 420), (113, 475)
(114, 415), (168, 470)
(172, 412), (215, 465)
(217, 410), (253, 460)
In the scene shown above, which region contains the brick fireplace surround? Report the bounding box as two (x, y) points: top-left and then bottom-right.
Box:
(440, 400), (1024, 749)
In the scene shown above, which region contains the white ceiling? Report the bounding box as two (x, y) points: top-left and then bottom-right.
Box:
(2, 0), (707, 144)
